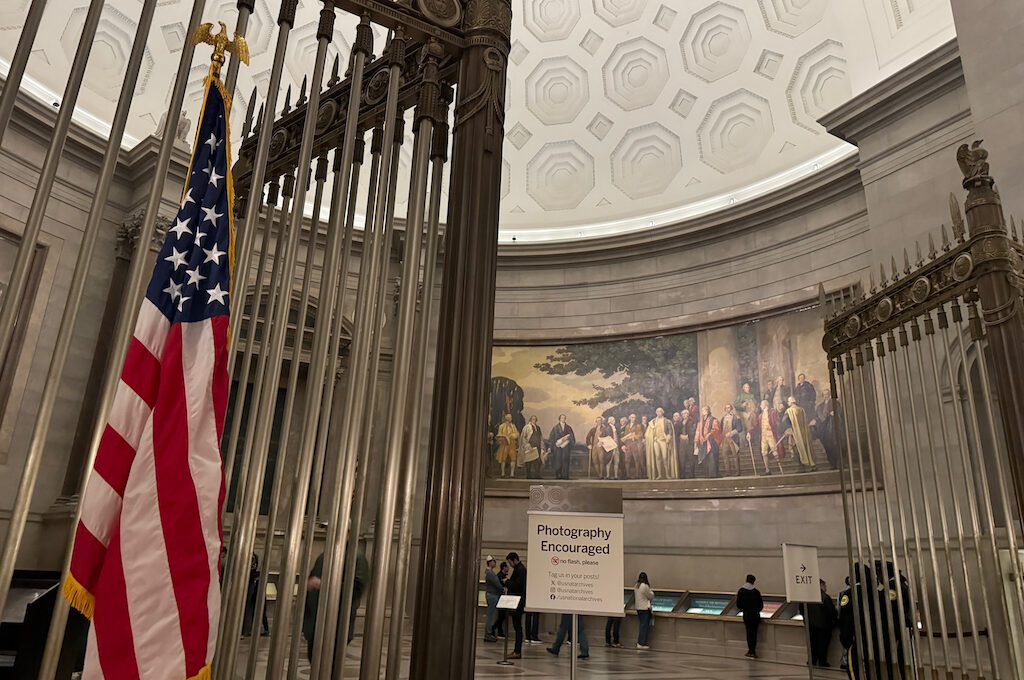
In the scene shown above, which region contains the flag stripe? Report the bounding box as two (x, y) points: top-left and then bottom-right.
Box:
(181, 321), (226, 661)
(108, 381), (153, 450)
(79, 473), (122, 547)
(69, 522), (107, 592)
(154, 324), (212, 676)
(122, 337), (162, 408)
(121, 423), (186, 677)
(93, 425), (136, 497)
(134, 298), (171, 358)
(92, 523), (141, 680)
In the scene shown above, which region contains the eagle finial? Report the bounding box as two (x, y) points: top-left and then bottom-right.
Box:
(956, 139), (990, 180)
(193, 20), (250, 80)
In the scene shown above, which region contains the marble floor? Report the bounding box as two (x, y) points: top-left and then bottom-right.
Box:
(237, 635), (847, 679)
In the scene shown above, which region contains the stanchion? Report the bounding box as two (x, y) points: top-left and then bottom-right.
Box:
(497, 632), (512, 666)
(570, 614), (578, 680)
(803, 613), (815, 680)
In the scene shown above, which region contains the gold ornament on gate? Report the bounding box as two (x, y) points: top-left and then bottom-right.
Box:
(193, 21), (250, 79)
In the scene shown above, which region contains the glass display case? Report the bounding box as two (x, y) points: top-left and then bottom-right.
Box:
(725, 595), (787, 619)
(623, 589), (635, 610)
(683, 593), (733, 615)
(652, 591), (684, 612)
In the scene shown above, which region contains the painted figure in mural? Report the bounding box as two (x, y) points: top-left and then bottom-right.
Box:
(548, 414), (575, 480)
(519, 415), (544, 479)
(770, 376), (792, 410)
(677, 409), (697, 479)
(496, 414), (519, 478)
(694, 405), (723, 478)
(757, 399), (785, 474)
(586, 416), (611, 479)
(683, 397), (699, 423)
(783, 396), (817, 472)
(742, 401), (760, 471)
(604, 415), (622, 480)
(621, 414), (646, 479)
(734, 382), (757, 414)
(645, 407), (679, 480)
(720, 404), (745, 477)
(794, 373), (816, 416)
(814, 391), (841, 470)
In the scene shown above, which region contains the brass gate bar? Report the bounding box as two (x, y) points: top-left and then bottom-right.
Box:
(832, 357), (870, 680)
(217, 3), (337, 672)
(328, 105), (406, 680)
(242, 153), (330, 679)
(384, 85), (451, 680)
(875, 334), (938, 670)
(286, 131), (370, 679)
(920, 309), (989, 673)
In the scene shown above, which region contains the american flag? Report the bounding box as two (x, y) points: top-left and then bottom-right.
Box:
(65, 77), (233, 680)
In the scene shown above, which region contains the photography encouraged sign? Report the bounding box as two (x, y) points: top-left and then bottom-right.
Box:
(526, 486), (624, 616)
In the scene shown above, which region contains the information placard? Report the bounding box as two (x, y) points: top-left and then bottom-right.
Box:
(525, 487), (624, 617)
(782, 543), (820, 603)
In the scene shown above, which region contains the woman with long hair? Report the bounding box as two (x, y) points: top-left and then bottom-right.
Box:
(634, 572), (655, 649)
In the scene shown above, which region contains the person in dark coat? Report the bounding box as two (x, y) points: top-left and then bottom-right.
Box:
(505, 552), (527, 659)
(814, 391), (841, 470)
(548, 414), (576, 480)
(839, 564), (888, 679)
(242, 552), (270, 636)
(303, 551), (370, 663)
(736, 574), (764, 658)
(794, 373), (817, 415)
(801, 579), (838, 667)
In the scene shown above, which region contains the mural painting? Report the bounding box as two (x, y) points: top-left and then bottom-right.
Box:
(487, 306), (838, 483)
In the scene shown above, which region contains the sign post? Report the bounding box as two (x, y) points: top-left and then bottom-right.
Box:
(495, 595), (521, 666)
(527, 486), (624, 680)
(782, 543), (821, 680)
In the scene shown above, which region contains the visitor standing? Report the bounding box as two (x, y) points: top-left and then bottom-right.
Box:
(804, 578), (838, 667)
(604, 615), (622, 647)
(634, 572), (654, 649)
(483, 556), (502, 642)
(505, 552), (527, 659)
(546, 614), (589, 659)
(736, 574), (764, 658)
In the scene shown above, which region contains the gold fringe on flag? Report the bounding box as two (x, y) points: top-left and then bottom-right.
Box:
(61, 573), (95, 620)
(186, 663), (212, 680)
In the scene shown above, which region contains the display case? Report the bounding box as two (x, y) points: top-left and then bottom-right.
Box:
(651, 591), (685, 612)
(682, 593), (734, 615)
(623, 589), (635, 610)
(725, 595), (788, 619)
(777, 601), (805, 620)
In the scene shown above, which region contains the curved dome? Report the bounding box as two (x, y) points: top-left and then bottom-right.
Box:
(1, 0), (954, 242)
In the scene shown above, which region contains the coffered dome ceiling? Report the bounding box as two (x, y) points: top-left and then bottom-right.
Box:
(1, 0), (955, 242)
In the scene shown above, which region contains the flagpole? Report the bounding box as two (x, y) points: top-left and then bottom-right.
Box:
(0, 0), (47, 146)
(223, 0), (254, 97)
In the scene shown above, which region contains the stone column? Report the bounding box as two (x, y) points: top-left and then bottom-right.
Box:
(408, 2), (511, 678)
(950, 1), (1024, 213)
